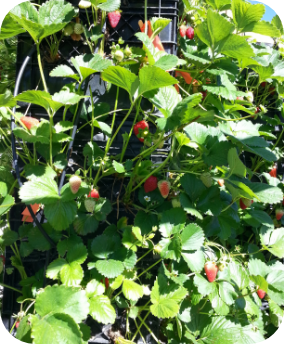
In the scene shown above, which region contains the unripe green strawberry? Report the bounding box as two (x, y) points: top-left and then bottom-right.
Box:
(153, 245), (162, 254)
(158, 180), (171, 199)
(69, 175), (82, 194)
(79, 0), (91, 9)
(200, 172), (213, 188)
(74, 23), (84, 35)
(114, 50), (124, 62)
(246, 91), (254, 103)
(124, 46), (132, 57)
(63, 23), (74, 36)
(84, 198), (96, 213)
(172, 198), (181, 208)
(218, 262), (225, 271)
(240, 198), (253, 210)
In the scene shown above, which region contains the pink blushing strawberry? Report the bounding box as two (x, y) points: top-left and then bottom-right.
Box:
(20, 116), (39, 130)
(158, 180), (171, 199)
(108, 11), (121, 28)
(276, 209), (284, 221)
(69, 175), (82, 194)
(144, 176), (158, 193)
(179, 25), (187, 37)
(240, 198), (253, 210)
(204, 261), (218, 283)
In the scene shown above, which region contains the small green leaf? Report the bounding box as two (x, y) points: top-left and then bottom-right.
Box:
(138, 66), (178, 95)
(89, 295), (116, 324)
(101, 66), (138, 96)
(60, 262), (84, 286)
(181, 224), (204, 251)
(95, 259), (124, 278)
(193, 274), (216, 296)
(86, 280), (105, 298)
(0, 228), (18, 246)
(46, 258), (66, 280)
(250, 275), (268, 292)
(113, 160), (125, 174)
(0, 194), (15, 216)
(228, 148), (246, 177)
(122, 280), (144, 301)
(97, 0), (121, 12)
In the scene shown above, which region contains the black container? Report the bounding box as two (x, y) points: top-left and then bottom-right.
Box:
(107, 0), (179, 55)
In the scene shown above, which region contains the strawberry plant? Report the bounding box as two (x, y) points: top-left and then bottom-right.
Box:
(0, 0), (284, 343)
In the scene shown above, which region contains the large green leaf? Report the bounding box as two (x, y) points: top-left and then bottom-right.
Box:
(138, 66), (178, 95)
(30, 313), (83, 344)
(264, 228), (284, 258)
(207, 9), (234, 45)
(35, 284), (89, 322)
(159, 208), (186, 238)
(43, 199), (76, 232)
(38, 0), (76, 40)
(46, 258), (67, 280)
(19, 178), (60, 205)
(97, 0), (121, 11)
(180, 173), (207, 203)
(0, 13), (26, 39)
(50, 65), (79, 81)
(89, 295), (116, 324)
(242, 21), (281, 37)
(28, 223), (61, 251)
(101, 66), (138, 96)
(180, 224), (204, 251)
(147, 86), (180, 118)
(0, 228), (18, 246)
(10, 0), (76, 43)
(182, 250), (205, 273)
(206, 0), (231, 10)
(231, 0), (265, 30)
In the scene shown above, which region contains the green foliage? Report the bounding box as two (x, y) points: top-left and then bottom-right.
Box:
(1, 0), (284, 343)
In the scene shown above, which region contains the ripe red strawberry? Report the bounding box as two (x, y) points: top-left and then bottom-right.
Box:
(100, 277), (109, 289)
(20, 116), (39, 130)
(158, 180), (171, 198)
(108, 11), (121, 28)
(201, 91), (207, 101)
(269, 165), (277, 178)
(240, 198), (253, 210)
(257, 289), (266, 299)
(144, 176), (158, 193)
(261, 82), (267, 88)
(276, 209), (284, 221)
(134, 120), (149, 142)
(88, 189), (100, 199)
(186, 27), (194, 39)
(69, 175), (82, 194)
(255, 107), (261, 114)
(204, 261), (218, 283)
(0, 254), (5, 265)
(218, 179), (225, 187)
(179, 25), (187, 37)
(15, 321), (20, 329)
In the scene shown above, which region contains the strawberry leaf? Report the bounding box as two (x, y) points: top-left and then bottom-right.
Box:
(89, 295), (116, 324)
(95, 259), (124, 278)
(35, 284), (89, 322)
(122, 280), (144, 301)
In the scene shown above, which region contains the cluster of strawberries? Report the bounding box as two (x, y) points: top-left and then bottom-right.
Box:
(144, 176), (171, 199)
(204, 261), (265, 299)
(179, 25), (194, 40)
